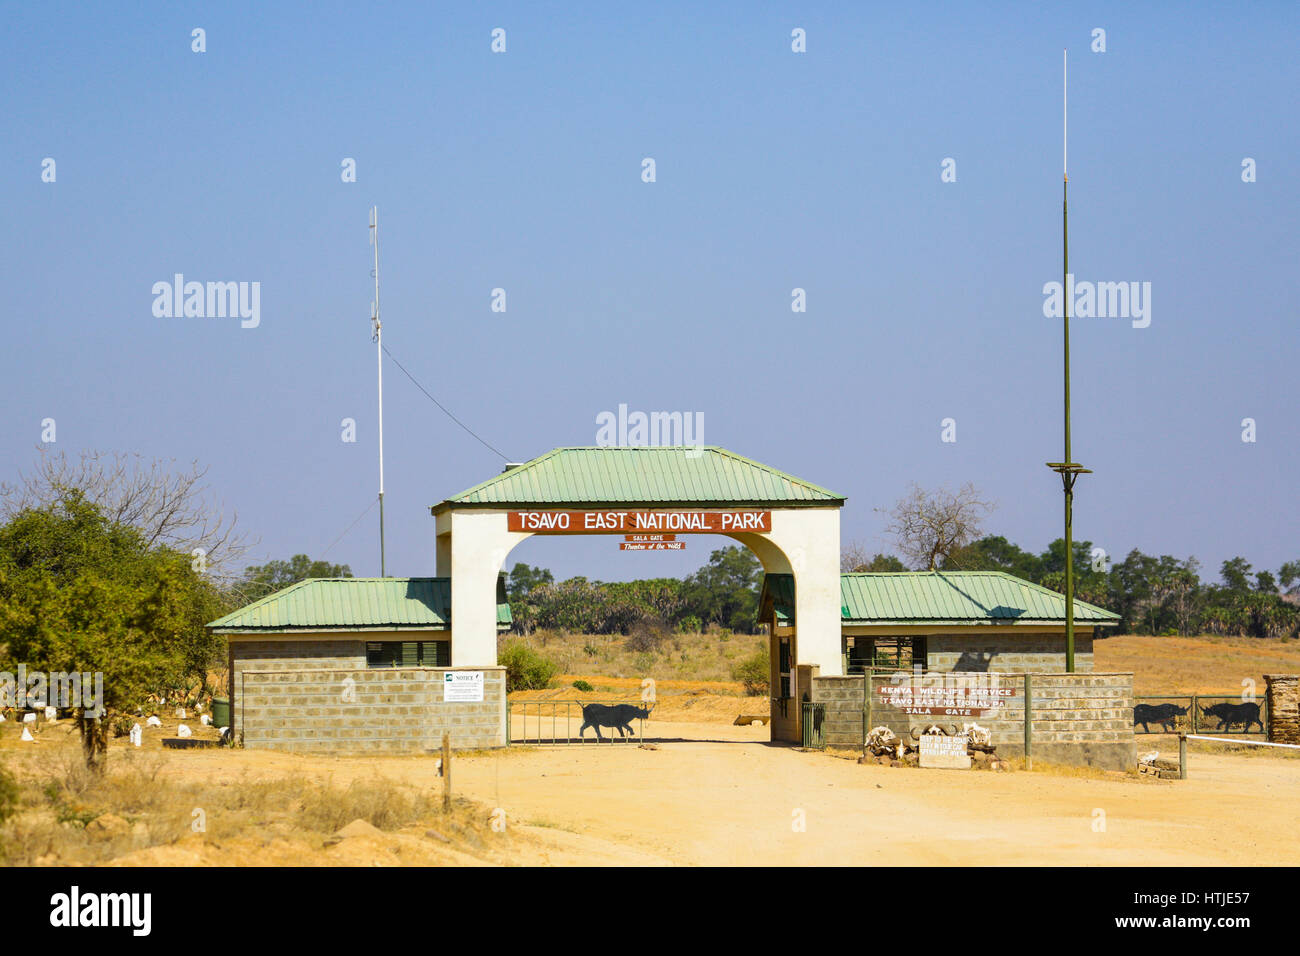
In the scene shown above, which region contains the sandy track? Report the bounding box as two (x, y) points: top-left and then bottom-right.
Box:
(450, 733), (1298, 866)
(139, 721), (1299, 866)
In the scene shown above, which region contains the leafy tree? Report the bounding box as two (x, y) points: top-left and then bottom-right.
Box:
(0, 493), (226, 769)
(1221, 557), (1253, 592)
(944, 535), (1042, 579)
(682, 547), (761, 633)
(506, 562), (554, 603)
(1279, 560), (1300, 595)
(1, 448), (249, 572)
(239, 554), (352, 602)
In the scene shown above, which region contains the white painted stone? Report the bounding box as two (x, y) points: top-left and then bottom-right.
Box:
(129, 723), (142, 747)
(176, 724), (192, 738)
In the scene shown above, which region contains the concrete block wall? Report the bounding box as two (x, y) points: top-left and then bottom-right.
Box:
(811, 671), (1135, 772)
(925, 633), (1094, 673)
(230, 638), (367, 738)
(1265, 674), (1299, 744)
(238, 666), (507, 753)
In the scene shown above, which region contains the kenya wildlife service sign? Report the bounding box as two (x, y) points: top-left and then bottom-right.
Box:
(508, 510), (771, 534)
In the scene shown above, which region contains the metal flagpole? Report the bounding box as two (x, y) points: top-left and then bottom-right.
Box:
(1046, 50), (1090, 672)
(370, 206), (386, 577)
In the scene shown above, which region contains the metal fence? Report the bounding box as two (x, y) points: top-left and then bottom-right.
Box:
(507, 699), (646, 745)
(801, 701), (826, 749)
(1133, 695), (1268, 735)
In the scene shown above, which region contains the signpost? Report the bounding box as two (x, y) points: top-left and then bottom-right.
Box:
(508, 510), (771, 534)
(620, 533), (685, 552)
(919, 734), (972, 769)
(877, 683), (1012, 718)
(443, 671), (484, 702)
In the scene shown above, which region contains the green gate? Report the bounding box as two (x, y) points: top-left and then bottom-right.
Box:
(801, 701), (826, 749)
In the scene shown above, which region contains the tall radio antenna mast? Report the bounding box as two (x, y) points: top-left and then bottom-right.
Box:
(370, 206), (386, 577)
(1046, 49), (1090, 671)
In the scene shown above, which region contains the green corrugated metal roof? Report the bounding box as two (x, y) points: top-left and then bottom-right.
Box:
(838, 571), (1120, 626)
(432, 446), (845, 512)
(207, 577), (513, 632)
(760, 573), (796, 625)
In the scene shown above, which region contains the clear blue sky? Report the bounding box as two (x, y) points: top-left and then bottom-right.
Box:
(3, 2), (1296, 584)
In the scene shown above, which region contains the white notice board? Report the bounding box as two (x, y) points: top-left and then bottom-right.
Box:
(444, 671), (484, 702)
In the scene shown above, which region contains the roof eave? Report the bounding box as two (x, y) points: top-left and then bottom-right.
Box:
(841, 618), (1120, 627)
(433, 497), (845, 515)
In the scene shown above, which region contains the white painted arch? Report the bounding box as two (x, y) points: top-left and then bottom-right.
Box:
(434, 506), (843, 678)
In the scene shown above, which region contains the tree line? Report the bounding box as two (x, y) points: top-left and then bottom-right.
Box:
(3, 451), (1295, 772)
(506, 544), (763, 636)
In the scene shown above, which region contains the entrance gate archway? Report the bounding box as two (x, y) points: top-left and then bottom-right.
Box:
(430, 446), (846, 742)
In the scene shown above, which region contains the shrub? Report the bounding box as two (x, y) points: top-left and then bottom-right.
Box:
(731, 649), (770, 696)
(499, 641), (558, 692)
(571, 679), (593, 692)
(625, 622), (666, 653)
(677, 615), (702, 634)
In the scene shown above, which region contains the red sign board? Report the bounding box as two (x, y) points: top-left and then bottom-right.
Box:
(508, 510), (771, 535)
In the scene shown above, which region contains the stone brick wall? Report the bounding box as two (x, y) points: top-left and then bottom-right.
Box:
(238, 666), (506, 753)
(229, 634), (505, 752)
(811, 671), (1134, 771)
(1265, 674), (1299, 745)
(230, 638), (368, 738)
(925, 633), (1094, 673)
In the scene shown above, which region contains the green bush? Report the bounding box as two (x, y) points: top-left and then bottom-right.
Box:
(731, 649), (770, 696)
(677, 615), (701, 634)
(499, 641), (558, 692)
(571, 679), (593, 692)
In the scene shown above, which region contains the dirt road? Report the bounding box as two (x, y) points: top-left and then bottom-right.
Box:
(137, 721), (1298, 866)
(452, 729), (1297, 866)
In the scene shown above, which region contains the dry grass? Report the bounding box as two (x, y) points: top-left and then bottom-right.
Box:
(0, 733), (498, 866)
(1095, 633), (1300, 695)
(520, 628), (766, 683)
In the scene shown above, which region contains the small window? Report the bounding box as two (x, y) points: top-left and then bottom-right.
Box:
(366, 640), (449, 668)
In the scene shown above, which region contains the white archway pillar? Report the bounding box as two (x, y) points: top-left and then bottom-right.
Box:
(437, 506), (843, 676)
(744, 508), (843, 677)
(436, 510), (531, 667)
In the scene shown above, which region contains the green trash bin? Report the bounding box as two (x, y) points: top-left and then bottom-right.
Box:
(210, 697), (230, 728)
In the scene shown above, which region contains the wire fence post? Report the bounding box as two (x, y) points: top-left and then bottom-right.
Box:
(442, 732), (451, 810)
(1179, 734), (1187, 780)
